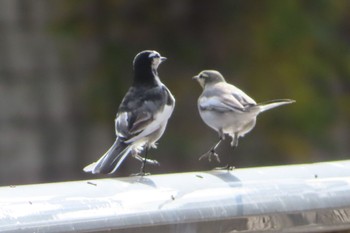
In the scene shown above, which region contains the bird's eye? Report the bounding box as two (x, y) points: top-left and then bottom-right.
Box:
(149, 53), (160, 59)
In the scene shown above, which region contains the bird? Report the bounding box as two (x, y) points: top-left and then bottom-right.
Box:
(193, 70), (295, 169)
(84, 50), (175, 175)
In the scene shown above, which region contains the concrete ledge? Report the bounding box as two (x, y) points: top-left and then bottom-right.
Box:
(1, 160), (350, 233)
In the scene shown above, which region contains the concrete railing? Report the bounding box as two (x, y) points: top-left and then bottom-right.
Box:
(1, 160), (350, 233)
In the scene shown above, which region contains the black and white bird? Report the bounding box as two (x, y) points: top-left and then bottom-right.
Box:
(193, 70), (294, 169)
(84, 50), (175, 175)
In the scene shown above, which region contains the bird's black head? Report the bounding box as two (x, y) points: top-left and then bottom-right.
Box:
(132, 50), (167, 86)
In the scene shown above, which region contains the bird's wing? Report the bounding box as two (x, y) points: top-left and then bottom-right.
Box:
(115, 111), (153, 137)
(199, 95), (244, 112)
(115, 85), (174, 144)
(128, 111), (153, 134)
(199, 83), (256, 112)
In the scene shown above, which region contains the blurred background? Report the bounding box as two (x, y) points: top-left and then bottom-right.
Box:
(0, 0), (350, 186)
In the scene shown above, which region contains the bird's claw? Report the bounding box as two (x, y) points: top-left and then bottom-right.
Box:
(199, 150), (221, 163)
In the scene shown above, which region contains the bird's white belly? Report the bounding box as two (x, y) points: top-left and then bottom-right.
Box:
(199, 110), (257, 136)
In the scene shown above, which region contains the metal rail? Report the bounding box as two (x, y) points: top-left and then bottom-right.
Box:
(1, 160), (350, 233)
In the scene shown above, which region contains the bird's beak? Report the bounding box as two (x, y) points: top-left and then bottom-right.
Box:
(160, 57), (167, 62)
(192, 75), (199, 81)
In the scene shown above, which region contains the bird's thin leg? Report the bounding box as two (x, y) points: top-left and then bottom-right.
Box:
(130, 146), (158, 177)
(136, 145), (160, 175)
(212, 138), (223, 152)
(226, 132), (239, 170)
(231, 132), (239, 148)
(199, 137), (223, 163)
(214, 132), (238, 171)
(131, 142), (159, 167)
(132, 152), (160, 166)
(139, 147), (149, 175)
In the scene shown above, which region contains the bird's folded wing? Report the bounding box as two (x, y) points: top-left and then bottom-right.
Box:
(128, 111), (153, 134)
(216, 82), (257, 107)
(199, 96), (245, 112)
(115, 111), (153, 138)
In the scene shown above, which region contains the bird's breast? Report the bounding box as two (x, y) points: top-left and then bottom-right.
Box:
(199, 108), (257, 135)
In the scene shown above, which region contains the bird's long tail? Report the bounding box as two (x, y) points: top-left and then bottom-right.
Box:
(258, 99), (295, 113)
(83, 139), (131, 174)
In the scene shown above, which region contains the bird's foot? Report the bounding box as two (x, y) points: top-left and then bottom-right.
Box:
(130, 156), (159, 177)
(199, 149), (221, 163)
(213, 164), (235, 171)
(137, 161), (152, 176)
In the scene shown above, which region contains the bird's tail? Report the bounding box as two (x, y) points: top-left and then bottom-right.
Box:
(257, 99), (295, 113)
(83, 139), (131, 174)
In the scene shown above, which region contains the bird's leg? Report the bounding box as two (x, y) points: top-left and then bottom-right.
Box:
(139, 147), (149, 176)
(199, 137), (223, 163)
(130, 147), (159, 176)
(226, 132), (239, 170)
(230, 132), (239, 148)
(132, 149), (160, 166)
(214, 132), (238, 171)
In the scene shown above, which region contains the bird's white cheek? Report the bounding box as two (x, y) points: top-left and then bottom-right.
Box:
(152, 58), (161, 70)
(198, 79), (205, 88)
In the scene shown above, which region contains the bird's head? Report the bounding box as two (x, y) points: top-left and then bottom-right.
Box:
(133, 50), (167, 74)
(192, 70), (226, 88)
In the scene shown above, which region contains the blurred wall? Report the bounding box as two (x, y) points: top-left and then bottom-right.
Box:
(0, 0), (350, 185)
(0, 0), (109, 184)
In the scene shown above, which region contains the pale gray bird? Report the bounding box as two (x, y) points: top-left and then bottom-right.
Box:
(193, 70), (295, 169)
(84, 50), (175, 175)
